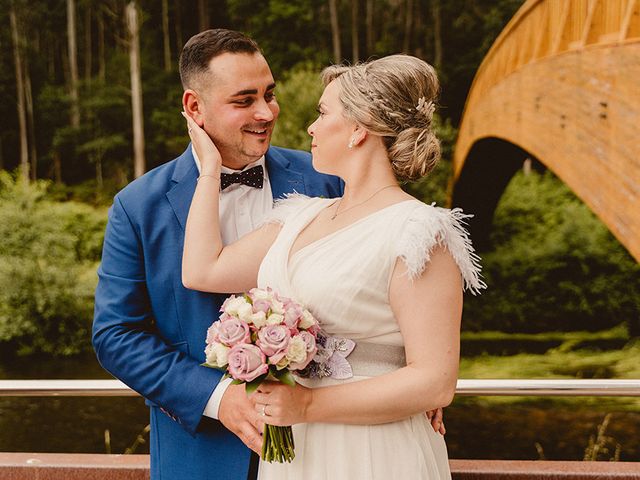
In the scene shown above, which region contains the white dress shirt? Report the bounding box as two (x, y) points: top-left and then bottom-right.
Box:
(191, 147), (274, 419)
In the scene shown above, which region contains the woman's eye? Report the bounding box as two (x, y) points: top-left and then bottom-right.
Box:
(316, 107), (324, 117)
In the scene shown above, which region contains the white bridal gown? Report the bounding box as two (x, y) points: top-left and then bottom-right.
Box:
(256, 195), (484, 480)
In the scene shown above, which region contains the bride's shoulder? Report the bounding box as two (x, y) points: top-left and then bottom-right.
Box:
(395, 201), (486, 294)
(262, 194), (331, 225)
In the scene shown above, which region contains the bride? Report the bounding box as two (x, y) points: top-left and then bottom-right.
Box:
(182, 54), (484, 479)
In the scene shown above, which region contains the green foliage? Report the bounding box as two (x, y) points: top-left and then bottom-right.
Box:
(0, 172), (106, 355)
(271, 65), (324, 151)
(463, 170), (640, 333)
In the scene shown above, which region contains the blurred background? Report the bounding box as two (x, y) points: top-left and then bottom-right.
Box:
(1, 0), (639, 462)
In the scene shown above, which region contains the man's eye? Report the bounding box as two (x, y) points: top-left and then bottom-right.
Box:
(235, 98), (253, 106)
(265, 92), (276, 101)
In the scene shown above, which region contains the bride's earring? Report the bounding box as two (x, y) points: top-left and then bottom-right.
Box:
(348, 138), (355, 149)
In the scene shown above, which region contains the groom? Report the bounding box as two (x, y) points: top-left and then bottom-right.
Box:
(92, 29), (342, 479)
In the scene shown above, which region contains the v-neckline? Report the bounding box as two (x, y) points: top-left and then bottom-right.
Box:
(286, 198), (417, 268)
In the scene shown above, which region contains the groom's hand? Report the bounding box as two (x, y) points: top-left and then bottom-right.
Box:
(426, 407), (445, 435)
(218, 383), (262, 454)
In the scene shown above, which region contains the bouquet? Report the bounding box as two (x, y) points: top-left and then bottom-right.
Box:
(203, 287), (320, 463)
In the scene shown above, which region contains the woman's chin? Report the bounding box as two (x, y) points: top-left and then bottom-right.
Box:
(311, 157), (330, 175)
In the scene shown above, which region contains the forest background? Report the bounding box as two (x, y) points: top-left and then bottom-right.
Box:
(1, 0), (639, 365)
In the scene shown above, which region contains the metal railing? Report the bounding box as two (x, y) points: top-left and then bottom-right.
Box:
(1, 379), (640, 397)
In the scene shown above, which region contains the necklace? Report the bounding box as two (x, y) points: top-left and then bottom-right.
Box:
(331, 184), (398, 220)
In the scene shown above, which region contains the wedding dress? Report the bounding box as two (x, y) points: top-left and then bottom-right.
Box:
(256, 195), (484, 480)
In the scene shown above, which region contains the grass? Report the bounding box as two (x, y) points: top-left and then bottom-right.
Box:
(457, 325), (640, 410)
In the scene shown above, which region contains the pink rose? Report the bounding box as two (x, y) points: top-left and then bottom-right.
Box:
(252, 299), (271, 314)
(283, 302), (303, 330)
(288, 331), (317, 370)
(227, 344), (269, 382)
(217, 317), (251, 347)
(206, 322), (220, 344)
(257, 324), (291, 357)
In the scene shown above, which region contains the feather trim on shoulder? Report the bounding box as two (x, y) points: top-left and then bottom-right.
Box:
(259, 193), (313, 226)
(398, 204), (487, 295)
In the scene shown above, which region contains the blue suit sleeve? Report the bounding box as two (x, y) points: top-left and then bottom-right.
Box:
(92, 196), (222, 436)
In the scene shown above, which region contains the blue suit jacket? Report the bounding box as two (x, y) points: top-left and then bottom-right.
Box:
(93, 145), (342, 479)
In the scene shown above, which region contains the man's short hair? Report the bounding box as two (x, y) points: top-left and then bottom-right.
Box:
(179, 29), (261, 89)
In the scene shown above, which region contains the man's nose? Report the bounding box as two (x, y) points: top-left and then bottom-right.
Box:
(253, 99), (275, 122)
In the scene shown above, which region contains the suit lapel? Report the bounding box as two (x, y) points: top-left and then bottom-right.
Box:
(166, 146), (198, 232)
(167, 146), (305, 231)
(266, 147), (306, 199)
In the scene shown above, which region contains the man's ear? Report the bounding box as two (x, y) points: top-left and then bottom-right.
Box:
(182, 90), (205, 127)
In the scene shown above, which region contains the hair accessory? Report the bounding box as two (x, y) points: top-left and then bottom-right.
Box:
(415, 97), (436, 118)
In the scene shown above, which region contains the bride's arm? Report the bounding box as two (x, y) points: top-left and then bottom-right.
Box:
(181, 113), (281, 294)
(254, 245), (462, 425)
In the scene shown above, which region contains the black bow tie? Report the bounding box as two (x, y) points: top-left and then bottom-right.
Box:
(220, 165), (264, 191)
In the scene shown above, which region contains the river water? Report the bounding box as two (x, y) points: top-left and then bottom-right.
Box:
(1, 353), (639, 460)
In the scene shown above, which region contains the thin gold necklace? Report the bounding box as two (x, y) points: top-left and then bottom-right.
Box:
(331, 184), (398, 220)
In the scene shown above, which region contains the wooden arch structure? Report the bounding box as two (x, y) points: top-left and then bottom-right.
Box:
(452, 0), (640, 261)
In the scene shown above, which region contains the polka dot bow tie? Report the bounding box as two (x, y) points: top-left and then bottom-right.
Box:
(220, 165), (264, 191)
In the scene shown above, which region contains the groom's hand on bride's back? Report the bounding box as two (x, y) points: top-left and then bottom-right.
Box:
(427, 407), (446, 435)
(218, 384), (263, 454)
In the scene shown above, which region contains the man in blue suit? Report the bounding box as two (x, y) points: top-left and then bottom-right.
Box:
(92, 29), (342, 479)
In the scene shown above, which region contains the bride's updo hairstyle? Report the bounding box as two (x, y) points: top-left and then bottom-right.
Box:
(321, 55), (440, 181)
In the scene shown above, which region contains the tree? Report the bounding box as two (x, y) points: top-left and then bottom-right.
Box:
(66, 0), (80, 128)
(351, 0), (359, 62)
(9, 2), (29, 181)
(365, 0), (373, 56)
(126, 1), (145, 178)
(403, 0), (414, 53)
(198, 0), (209, 31)
(329, 0), (342, 63)
(162, 0), (171, 71)
(432, 0), (442, 70)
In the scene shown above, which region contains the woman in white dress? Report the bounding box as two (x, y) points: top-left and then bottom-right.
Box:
(182, 54), (485, 479)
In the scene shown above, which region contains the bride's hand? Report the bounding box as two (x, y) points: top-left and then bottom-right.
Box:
(251, 381), (312, 427)
(181, 111), (222, 174)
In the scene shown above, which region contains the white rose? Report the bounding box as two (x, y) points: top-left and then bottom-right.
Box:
(270, 299), (285, 315)
(286, 336), (307, 364)
(248, 311), (267, 328)
(275, 356), (290, 370)
(299, 310), (316, 329)
(205, 342), (230, 368)
(224, 296), (249, 316)
(237, 303), (254, 322)
(251, 288), (272, 301)
(266, 313), (285, 325)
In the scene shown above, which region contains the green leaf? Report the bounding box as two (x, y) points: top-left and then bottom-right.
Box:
(245, 374), (268, 395)
(275, 370), (296, 386)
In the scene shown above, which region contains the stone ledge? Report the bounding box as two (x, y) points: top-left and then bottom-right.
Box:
(450, 459), (640, 479)
(0, 453), (150, 480)
(0, 454), (638, 479)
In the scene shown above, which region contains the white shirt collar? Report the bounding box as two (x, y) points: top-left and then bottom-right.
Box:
(191, 145), (266, 175)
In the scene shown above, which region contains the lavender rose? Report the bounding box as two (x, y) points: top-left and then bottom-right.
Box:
(217, 317), (251, 347)
(227, 344), (268, 382)
(257, 324), (291, 361)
